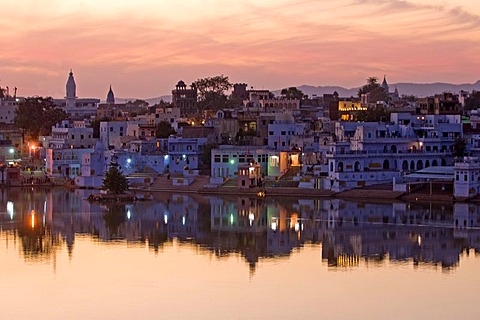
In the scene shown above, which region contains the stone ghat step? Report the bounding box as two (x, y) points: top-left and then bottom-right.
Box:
(335, 189), (404, 200)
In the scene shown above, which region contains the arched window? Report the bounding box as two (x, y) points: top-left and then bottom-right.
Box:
(338, 162), (344, 172)
(432, 159), (438, 166)
(383, 159), (390, 170)
(410, 160), (415, 170)
(402, 160), (409, 170)
(425, 160), (430, 168)
(417, 160), (423, 170)
(354, 161), (361, 172)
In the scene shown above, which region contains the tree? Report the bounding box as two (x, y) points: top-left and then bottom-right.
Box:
(127, 99), (149, 108)
(89, 117), (109, 139)
(103, 166), (129, 194)
(14, 97), (68, 140)
(194, 75), (232, 111)
(156, 121), (176, 139)
(355, 105), (390, 122)
(357, 77), (390, 103)
(199, 143), (218, 169)
(103, 203), (126, 239)
(453, 137), (467, 159)
(465, 90), (480, 111)
(280, 87), (304, 100)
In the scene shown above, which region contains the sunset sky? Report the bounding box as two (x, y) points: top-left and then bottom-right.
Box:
(1, 0), (479, 99)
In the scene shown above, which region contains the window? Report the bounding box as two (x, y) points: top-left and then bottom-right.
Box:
(281, 131), (286, 135)
(71, 135), (75, 139)
(222, 155), (229, 163)
(269, 131), (274, 136)
(81, 135), (84, 139)
(110, 127), (113, 132)
(214, 155), (221, 163)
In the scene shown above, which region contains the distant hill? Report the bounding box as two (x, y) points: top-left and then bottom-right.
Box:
(115, 95), (171, 105)
(275, 80), (480, 98)
(117, 80), (480, 104)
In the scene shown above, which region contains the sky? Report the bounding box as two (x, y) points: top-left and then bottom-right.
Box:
(0, 0), (479, 99)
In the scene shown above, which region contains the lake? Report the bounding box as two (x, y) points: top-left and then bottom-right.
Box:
(1, 188), (479, 319)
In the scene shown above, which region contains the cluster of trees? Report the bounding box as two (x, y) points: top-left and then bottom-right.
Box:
(357, 77), (390, 103)
(14, 97), (68, 140)
(193, 75), (309, 111)
(464, 91), (480, 111)
(280, 87), (305, 100)
(194, 75), (238, 111)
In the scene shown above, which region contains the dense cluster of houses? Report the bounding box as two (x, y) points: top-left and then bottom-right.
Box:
(1, 71), (480, 198)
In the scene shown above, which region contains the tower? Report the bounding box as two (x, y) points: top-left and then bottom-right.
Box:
(106, 85), (115, 104)
(381, 75), (389, 93)
(65, 70), (77, 110)
(172, 80), (197, 117)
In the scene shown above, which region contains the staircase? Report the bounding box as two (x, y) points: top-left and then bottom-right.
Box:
(280, 166), (302, 180)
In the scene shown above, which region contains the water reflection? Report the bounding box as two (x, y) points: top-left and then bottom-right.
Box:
(1, 188), (479, 272)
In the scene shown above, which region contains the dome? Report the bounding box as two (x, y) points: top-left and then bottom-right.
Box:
(176, 80), (186, 88)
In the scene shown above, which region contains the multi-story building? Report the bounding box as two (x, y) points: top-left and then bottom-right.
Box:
(267, 113), (306, 154)
(45, 120), (97, 180)
(323, 113), (461, 191)
(418, 93), (462, 115)
(167, 137), (207, 174)
(172, 80), (197, 117)
(210, 145), (287, 181)
(99, 120), (128, 149)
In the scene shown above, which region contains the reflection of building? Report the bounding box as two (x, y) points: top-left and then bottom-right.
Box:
(1, 189), (479, 273)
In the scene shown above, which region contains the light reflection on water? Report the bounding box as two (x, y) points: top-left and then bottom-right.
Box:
(0, 188), (480, 319)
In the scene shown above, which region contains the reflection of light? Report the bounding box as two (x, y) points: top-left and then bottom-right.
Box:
(182, 216), (186, 225)
(7, 201), (14, 219)
(127, 209), (131, 220)
(248, 212), (254, 226)
(249, 167), (254, 172)
(9, 148), (14, 154)
(230, 159), (235, 165)
(271, 217), (278, 231)
(164, 214), (168, 224)
(230, 213), (234, 225)
(418, 235), (422, 246)
(294, 222), (300, 232)
(31, 210), (35, 229)
(182, 154), (186, 159)
(127, 158), (132, 164)
(164, 155), (169, 160)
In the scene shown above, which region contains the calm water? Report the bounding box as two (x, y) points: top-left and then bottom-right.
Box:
(1, 188), (480, 319)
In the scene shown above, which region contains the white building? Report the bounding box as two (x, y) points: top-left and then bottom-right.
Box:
(267, 113), (306, 152)
(168, 137), (207, 174)
(454, 158), (480, 199)
(100, 120), (128, 149)
(210, 145), (288, 182)
(0, 96), (17, 124)
(323, 113), (460, 191)
(45, 120), (98, 181)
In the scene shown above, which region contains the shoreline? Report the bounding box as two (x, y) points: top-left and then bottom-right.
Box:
(130, 177), (458, 203)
